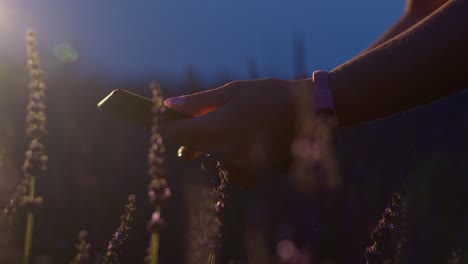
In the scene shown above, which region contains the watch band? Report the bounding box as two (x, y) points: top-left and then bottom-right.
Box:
(311, 70), (335, 113)
(312, 70), (339, 144)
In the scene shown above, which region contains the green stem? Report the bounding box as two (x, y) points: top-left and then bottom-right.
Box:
(149, 205), (161, 264)
(23, 175), (35, 264)
(150, 231), (160, 264)
(208, 252), (216, 264)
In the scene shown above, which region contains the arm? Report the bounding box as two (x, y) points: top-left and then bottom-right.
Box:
(162, 0), (468, 173)
(329, 0), (468, 127)
(364, 0), (449, 52)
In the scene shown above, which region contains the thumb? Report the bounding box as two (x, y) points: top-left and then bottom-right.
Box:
(164, 84), (236, 116)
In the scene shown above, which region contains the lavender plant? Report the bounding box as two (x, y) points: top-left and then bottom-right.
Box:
(185, 159), (228, 264)
(447, 249), (462, 264)
(365, 150), (412, 264)
(290, 82), (339, 193)
(186, 184), (219, 264)
(2, 179), (29, 224)
(21, 29), (48, 264)
(364, 192), (407, 264)
(1, 27), (462, 264)
(103, 194), (136, 264)
(394, 194), (408, 264)
(70, 230), (91, 264)
(145, 82), (171, 264)
(213, 162), (229, 218)
(209, 161), (229, 264)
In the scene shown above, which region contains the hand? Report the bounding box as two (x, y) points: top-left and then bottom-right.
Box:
(163, 78), (314, 184)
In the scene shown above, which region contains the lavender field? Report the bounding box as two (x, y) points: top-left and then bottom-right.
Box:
(0, 21), (467, 264)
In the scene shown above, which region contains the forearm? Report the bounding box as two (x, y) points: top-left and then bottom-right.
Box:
(362, 12), (426, 53)
(329, 0), (468, 127)
(363, 0), (449, 52)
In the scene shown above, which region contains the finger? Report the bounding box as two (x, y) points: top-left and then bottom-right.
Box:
(176, 134), (238, 156)
(163, 101), (236, 148)
(163, 83), (237, 116)
(177, 133), (245, 161)
(176, 146), (203, 160)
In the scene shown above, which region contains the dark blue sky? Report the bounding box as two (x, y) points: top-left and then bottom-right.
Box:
(1, 1), (404, 82)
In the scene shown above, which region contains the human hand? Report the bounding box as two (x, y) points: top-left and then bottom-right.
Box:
(163, 78), (314, 184)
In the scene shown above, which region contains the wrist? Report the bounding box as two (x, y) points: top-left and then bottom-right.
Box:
(312, 70), (339, 145)
(311, 70), (336, 114)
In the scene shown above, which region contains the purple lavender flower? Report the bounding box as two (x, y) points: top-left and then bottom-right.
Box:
(0, 29), (48, 264)
(19, 196), (44, 212)
(22, 29), (48, 264)
(147, 212), (165, 233)
(25, 30), (47, 141)
(145, 81), (171, 264)
(103, 195), (136, 264)
(211, 161), (229, 240)
(290, 83), (339, 193)
(187, 160), (229, 264)
(70, 230), (91, 264)
(447, 249), (462, 264)
(186, 185), (220, 264)
(147, 82), (169, 205)
(147, 178), (171, 205)
(364, 192), (407, 264)
(2, 179), (29, 222)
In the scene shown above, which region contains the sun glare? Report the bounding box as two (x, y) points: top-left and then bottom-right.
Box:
(0, 4), (17, 31)
(0, 5), (11, 29)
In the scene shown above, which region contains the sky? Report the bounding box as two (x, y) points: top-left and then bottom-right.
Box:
(1, 0), (405, 82)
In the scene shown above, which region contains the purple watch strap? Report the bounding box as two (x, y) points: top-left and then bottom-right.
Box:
(312, 70), (335, 113)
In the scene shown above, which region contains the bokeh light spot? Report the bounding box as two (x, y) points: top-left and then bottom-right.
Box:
(276, 240), (296, 262)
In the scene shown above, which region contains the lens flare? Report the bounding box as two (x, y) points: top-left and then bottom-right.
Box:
(53, 43), (78, 63)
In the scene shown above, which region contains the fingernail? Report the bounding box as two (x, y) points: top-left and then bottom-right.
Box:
(177, 146), (203, 160)
(164, 97), (184, 107)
